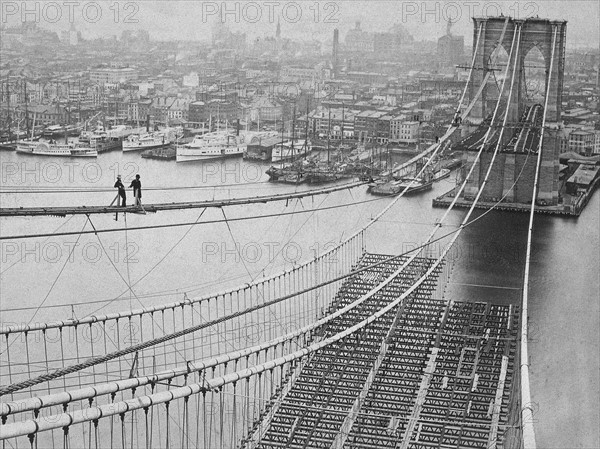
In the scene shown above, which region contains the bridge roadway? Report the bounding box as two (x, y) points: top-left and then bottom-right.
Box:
(454, 104), (542, 154)
(0, 180), (366, 217)
(503, 105), (543, 153)
(249, 253), (521, 448)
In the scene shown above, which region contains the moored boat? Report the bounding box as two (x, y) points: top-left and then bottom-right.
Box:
(16, 140), (97, 157)
(433, 168), (451, 181)
(271, 140), (311, 163)
(43, 124), (82, 138)
(42, 125), (65, 138)
(307, 171), (341, 184)
(176, 132), (246, 162)
(266, 165), (292, 181)
(141, 147), (176, 160)
(87, 125), (146, 153)
(123, 127), (183, 152)
(441, 158), (462, 170)
(279, 171), (308, 184)
(369, 176), (433, 196)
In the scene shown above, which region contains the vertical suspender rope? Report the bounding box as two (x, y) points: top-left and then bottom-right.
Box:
(123, 213), (133, 317)
(144, 408), (149, 449)
(182, 396), (188, 449)
(164, 402), (169, 449)
(180, 306), (186, 368)
(194, 385), (200, 449)
(24, 333), (32, 398)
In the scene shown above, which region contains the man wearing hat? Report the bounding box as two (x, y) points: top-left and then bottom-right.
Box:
(114, 175), (126, 206)
(129, 174), (142, 206)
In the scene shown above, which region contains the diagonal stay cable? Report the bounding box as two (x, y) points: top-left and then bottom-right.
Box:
(82, 204), (287, 317)
(86, 213), (215, 370)
(221, 207), (297, 345)
(84, 208), (207, 317)
(248, 194), (328, 282)
(87, 215), (141, 305)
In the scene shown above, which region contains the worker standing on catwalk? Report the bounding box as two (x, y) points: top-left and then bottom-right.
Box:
(130, 174), (142, 206)
(114, 175), (126, 206)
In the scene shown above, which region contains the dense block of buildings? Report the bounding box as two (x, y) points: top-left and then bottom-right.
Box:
(344, 21), (414, 57)
(188, 99), (239, 124)
(568, 129), (596, 155)
(90, 67), (138, 86)
(390, 118), (420, 143)
(26, 105), (67, 125)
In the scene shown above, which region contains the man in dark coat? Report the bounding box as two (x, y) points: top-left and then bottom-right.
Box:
(114, 175), (126, 206)
(130, 174), (142, 206)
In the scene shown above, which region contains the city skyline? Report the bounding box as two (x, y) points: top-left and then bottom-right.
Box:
(0, 5), (598, 449)
(1, 1), (599, 48)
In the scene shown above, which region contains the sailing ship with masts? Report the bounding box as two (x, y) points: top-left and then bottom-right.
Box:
(16, 107), (97, 157)
(16, 117), (97, 157)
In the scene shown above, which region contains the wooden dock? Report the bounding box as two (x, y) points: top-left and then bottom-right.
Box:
(432, 188), (586, 217)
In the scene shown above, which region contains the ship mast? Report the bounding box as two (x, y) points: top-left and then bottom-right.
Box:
(24, 78), (29, 137)
(304, 98), (309, 157)
(327, 106), (331, 164)
(292, 103), (296, 155)
(340, 102), (344, 153)
(78, 79), (81, 126)
(67, 81), (71, 125)
(279, 108), (285, 168)
(6, 76), (10, 140)
(102, 85), (107, 130)
(65, 81), (71, 143)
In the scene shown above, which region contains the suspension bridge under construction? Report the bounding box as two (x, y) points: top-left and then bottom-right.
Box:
(1, 15), (570, 449)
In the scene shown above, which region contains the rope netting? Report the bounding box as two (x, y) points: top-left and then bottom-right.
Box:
(1, 230), (366, 396)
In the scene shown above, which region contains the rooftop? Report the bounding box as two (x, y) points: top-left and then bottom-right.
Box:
(568, 165), (600, 186)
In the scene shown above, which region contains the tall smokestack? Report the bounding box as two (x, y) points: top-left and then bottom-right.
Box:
(597, 44), (600, 88)
(333, 28), (339, 79)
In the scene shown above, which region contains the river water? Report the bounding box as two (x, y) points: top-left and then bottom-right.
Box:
(0, 149), (597, 447)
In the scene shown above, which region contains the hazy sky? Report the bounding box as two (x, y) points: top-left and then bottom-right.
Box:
(1, 1), (598, 48)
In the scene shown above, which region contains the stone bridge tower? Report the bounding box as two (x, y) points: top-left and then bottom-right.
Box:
(469, 16), (567, 125)
(461, 16), (567, 207)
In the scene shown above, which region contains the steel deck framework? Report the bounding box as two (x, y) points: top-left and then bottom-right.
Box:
(247, 253), (520, 449)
